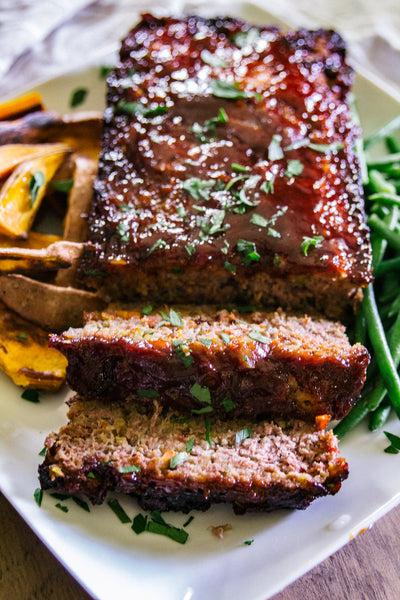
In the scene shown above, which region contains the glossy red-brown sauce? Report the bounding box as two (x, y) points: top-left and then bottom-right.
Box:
(84, 15), (371, 283)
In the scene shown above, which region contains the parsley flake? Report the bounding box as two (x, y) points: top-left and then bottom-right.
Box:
(132, 513), (148, 534)
(260, 176), (275, 194)
(169, 308), (183, 327)
(268, 135), (284, 161)
(118, 465), (141, 473)
(220, 332), (230, 344)
(199, 337), (212, 348)
(70, 87), (88, 107)
(244, 539), (254, 546)
(301, 235), (324, 256)
(72, 497), (90, 512)
(233, 28), (260, 49)
(173, 342), (194, 367)
(250, 213), (269, 227)
(137, 389), (160, 398)
(55, 503), (69, 513)
(285, 159), (304, 178)
(224, 260), (236, 273)
(170, 452), (189, 469)
(107, 498), (131, 523)
(116, 221), (129, 242)
(147, 238), (167, 255)
(231, 163), (249, 173)
(29, 171), (45, 207)
(237, 239), (260, 264)
(236, 427), (252, 445)
(248, 330), (270, 344)
(34, 488), (43, 507)
(51, 178), (74, 193)
(185, 243), (197, 256)
(209, 80), (249, 100)
(190, 382), (211, 404)
(142, 305), (153, 316)
(222, 397), (235, 412)
(21, 389), (40, 403)
(201, 49), (227, 68)
(117, 101), (168, 118)
(182, 178), (216, 201)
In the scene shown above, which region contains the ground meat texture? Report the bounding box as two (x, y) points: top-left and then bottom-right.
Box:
(50, 306), (369, 422)
(39, 397), (348, 513)
(78, 15), (372, 320)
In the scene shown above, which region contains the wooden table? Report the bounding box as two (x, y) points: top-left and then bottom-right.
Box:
(1, 492), (400, 600)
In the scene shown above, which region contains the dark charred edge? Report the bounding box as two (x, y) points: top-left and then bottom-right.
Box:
(38, 461), (348, 514)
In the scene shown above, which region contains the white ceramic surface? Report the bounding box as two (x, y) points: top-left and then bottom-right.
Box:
(1, 5), (400, 600)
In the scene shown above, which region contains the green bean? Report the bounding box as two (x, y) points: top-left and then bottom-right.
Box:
(369, 402), (391, 431)
(368, 192), (400, 207)
(363, 284), (400, 418)
(368, 169), (396, 194)
(386, 136), (400, 154)
(366, 152), (400, 169)
(374, 256), (400, 277)
(368, 214), (400, 254)
(364, 114), (400, 150)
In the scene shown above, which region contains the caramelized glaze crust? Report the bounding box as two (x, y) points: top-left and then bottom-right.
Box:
(50, 307), (369, 422)
(80, 15), (372, 316)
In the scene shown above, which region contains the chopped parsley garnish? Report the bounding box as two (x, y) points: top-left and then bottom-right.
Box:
(236, 427), (252, 445)
(55, 503), (69, 513)
(137, 388), (160, 398)
(200, 49), (227, 68)
(224, 260), (236, 273)
(190, 382), (211, 404)
(107, 498), (131, 523)
(87, 471), (96, 478)
(309, 141), (344, 153)
(237, 239), (260, 264)
(191, 406), (214, 414)
(21, 389), (40, 403)
(191, 108), (228, 143)
(196, 208), (228, 238)
(220, 332), (231, 344)
(209, 80), (249, 100)
(186, 437), (195, 453)
(117, 101), (168, 118)
(248, 330), (270, 344)
(301, 235), (324, 256)
(38, 447), (46, 456)
(132, 513), (148, 534)
(222, 397), (235, 412)
(268, 135), (284, 161)
(221, 240), (229, 255)
(233, 28), (260, 49)
(170, 451), (189, 469)
(99, 65), (113, 78)
(118, 465), (141, 473)
(29, 171), (45, 206)
(231, 163), (249, 173)
(34, 488), (43, 507)
(147, 238), (167, 255)
(70, 87), (88, 107)
(182, 177), (216, 201)
(173, 341), (194, 367)
(244, 539), (254, 546)
(146, 516), (189, 544)
(250, 213), (268, 227)
(72, 497), (90, 512)
(383, 431), (400, 454)
(274, 253), (282, 266)
(116, 221), (129, 242)
(142, 305), (153, 316)
(183, 515), (194, 527)
(225, 175), (249, 192)
(225, 174), (260, 213)
(285, 159), (304, 178)
(205, 416), (212, 446)
(177, 204), (187, 218)
(51, 178), (74, 193)
(199, 337), (212, 348)
(185, 243), (197, 256)
(260, 176), (275, 194)
(17, 332), (28, 340)
(161, 308), (184, 327)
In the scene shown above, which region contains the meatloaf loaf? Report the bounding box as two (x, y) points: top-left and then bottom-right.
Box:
(39, 397), (348, 513)
(79, 14), (372, 320)
(50, 306), (369, 422)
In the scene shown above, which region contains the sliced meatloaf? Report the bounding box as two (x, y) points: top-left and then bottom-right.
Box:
(79, 14), (372, 319)
(50, 306), (369, 422)
(39, 397), (348, 513)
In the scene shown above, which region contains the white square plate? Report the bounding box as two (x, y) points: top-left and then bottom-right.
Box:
(1, 4), (400, 599)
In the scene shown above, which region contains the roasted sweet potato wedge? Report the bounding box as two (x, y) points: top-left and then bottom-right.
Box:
(0, 147), (70, 238)
(0, 274), (106, 331)
(0, 92), (43, 121)
(0, 143), (69, 179)
(0, 301), (67, 390)
(0, 240), (83, 273)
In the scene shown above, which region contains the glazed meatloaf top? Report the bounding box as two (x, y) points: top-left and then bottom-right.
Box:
(50, 306), (369, 421)
(39, 397), (348, 512)
(79, 14), (372, 316)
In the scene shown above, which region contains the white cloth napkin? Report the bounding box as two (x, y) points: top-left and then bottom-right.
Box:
(0, 0), (399, 100)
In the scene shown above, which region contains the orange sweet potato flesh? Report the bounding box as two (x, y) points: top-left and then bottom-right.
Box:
(0, 143), (69, 179)
(0, 302), (67, 390)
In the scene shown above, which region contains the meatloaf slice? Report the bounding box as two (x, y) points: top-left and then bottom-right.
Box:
(50, 306), (369, 422)
(79, 14), (372, 320)
(39, 397), (348, 513)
